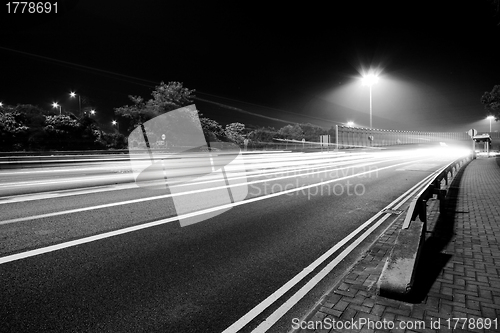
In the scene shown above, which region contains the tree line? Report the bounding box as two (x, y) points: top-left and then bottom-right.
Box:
(2, 81), (498, 152)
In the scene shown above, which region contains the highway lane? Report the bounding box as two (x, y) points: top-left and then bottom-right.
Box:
(0, 147), (469, 332)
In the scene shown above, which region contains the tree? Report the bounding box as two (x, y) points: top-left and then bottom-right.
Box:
(200, 117), (224, 142)
(114, 81), (195, 152)
(488, 0), (500, 25)
(12, 104), (56, 150)
(225, 122), (246, 144)
(0, 111), (29, 151)
(278, 124), (303, 140)
(149, 81), (195, 114)
(300, 123), (327, 141)
(481, 85), (500, 120)
(248, 127), (278, 142)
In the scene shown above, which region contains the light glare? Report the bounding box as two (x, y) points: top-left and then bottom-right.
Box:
(362, 73), (379, 86)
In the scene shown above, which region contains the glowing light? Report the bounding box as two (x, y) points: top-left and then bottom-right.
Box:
(362, 73), (379, 86)
(52, 102), (60, 108)
(70, 92), (76, 98)
(347, 121), (354, 127)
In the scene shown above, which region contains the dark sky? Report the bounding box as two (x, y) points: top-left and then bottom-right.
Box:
(1, 0), (500, 132)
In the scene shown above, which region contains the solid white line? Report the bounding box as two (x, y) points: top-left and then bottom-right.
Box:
(0, 153), (383, 206)
(0, 173), (133, 188)
(0, 158), (430, 264)
(251, 213), (394, 332)
(220, 172), (436, 333)
(0, 156), (412, 226)
(250, 173), (434, 333)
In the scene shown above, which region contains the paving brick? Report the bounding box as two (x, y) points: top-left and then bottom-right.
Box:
(350, 304), (372, 314)
(385, 306), (411, 317)
(371, 304), (385, 317)
(333, 300), (349, 312)
(319, 306), (343, 317)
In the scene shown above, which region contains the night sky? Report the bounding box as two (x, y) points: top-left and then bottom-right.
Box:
(1, 0), (500, 133)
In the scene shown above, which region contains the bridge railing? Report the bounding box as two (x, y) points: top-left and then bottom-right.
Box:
(335, 125), (471, 149)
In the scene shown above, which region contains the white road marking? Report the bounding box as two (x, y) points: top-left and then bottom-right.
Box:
(226, 164), (453, 332)
(0, 154), (382, 204)
(223, 172), (438, 333)
(0, 158), (432, 264)
(0, 156), (416, 226)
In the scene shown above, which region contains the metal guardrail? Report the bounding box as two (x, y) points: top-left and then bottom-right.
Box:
(401, 154), (472, 230)
(378, 153), (472, 297)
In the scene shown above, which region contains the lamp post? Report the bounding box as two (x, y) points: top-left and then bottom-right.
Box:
(52, 102), (61, 115)
(487, 115), (495, 132)
(362, 73), (379, 128)
(70, 91), (82, 117)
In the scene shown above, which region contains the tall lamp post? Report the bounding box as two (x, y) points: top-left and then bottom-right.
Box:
(362, 73), (379, 128)
(487, 115), (495, 132)
(52, 102), (62, 115)
(69, 91), (82, 117)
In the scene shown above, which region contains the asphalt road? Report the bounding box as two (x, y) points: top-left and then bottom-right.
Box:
(0, 147), (470, 332)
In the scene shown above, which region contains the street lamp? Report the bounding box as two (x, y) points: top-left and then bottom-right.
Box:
(487, 115), (495, 132)
(347, 121), (354, 127)
(52, 102), (62, 115)
(112, 120), (120, 131)
(362, 73), (379, 128)
(69, 91), (82, 116)
(90, 109), (96, 116)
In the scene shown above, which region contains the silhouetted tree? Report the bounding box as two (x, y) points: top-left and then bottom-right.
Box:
(278, 124), (303, 140)
(481, 85), (500, 120)
(200, 117), (224, 142)
(225, 122), (245, 144)
(114, 81), (195, 152)
(248, 127), (278, 142)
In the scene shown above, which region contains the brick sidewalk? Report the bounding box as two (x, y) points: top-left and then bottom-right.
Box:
(295, 157), (500, 333)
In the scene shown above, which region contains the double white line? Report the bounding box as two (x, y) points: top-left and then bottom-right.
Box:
(222, 166), (441, 333)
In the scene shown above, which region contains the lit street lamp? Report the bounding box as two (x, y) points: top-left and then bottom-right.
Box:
(69, 91), (82, 116)
(90, 109), (96, 116)
(362, 73), (379, 128)
(52, 102), (62, 115)
(487, 115), (495, 132)
(112, 120), (120, 131)
(347, 121), (354, 127)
